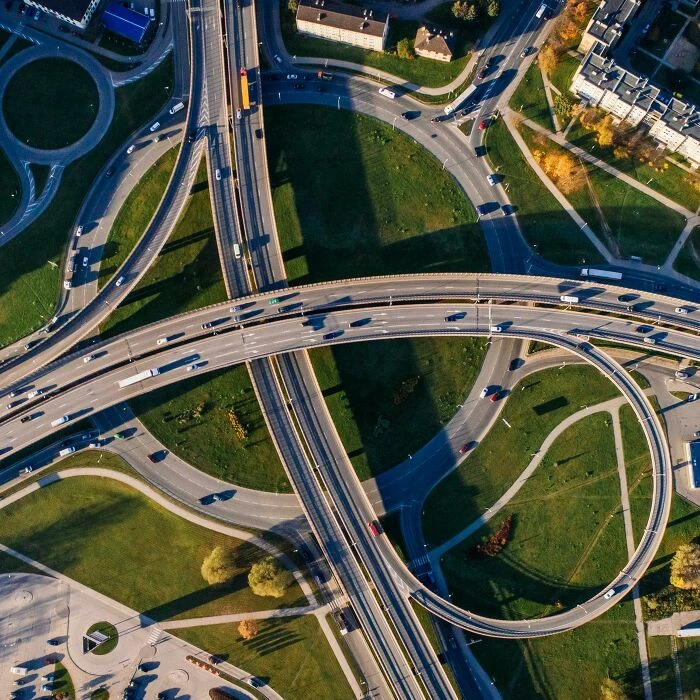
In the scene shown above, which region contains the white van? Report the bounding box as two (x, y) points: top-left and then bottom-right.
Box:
(490, 325), (503, 333)
(378, 87), (396, 99)
(444, 104), (455, 116)
(535, 3), (548, 18)
(59, 447), (76, 457)
(149, 121), (160, 132)
(10, 666), (28, 677)
(51, 415), (69, 427)
(169, 101), (185, 115)
(233, 243), (242, 259)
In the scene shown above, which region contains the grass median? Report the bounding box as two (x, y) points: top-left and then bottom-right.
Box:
(0, 473), (304, 620)
(130, 365), (291, 493)
(268, 104), (490, 480)
(485, 118), (605, 265)
(174, 616), (354, 700)
(97, 146), (178, 290)
(100, 157), (225, 338)
(309, 337), (488, 480)
(0, 55), (173, 347)
(423, 365), (620, 546)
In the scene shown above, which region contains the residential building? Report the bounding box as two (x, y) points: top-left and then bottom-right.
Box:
(413, 25), (456, 62)
(296, 0), (389, 52)
(571, 52), (700, 166)
(24, 0), (100, 28)
(578, 0), (643, 54)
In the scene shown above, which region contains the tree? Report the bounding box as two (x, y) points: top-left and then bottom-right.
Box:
(538, 43), (560, 75)
(201, 546), (238, 585)
(596, 114), (615, 147)
(600, 677), (628, 700)
(396, 38), (414, 60)
(452, 0), (477, 21)
(553, 93), (575, 120)
(248, 556), (293, 598)
(670, 543), (700, 590)
(557, 18), (579, 43)
(238, 619), (260, 640)
(288, 0), (299, 12)
(486, 0), (500, 17)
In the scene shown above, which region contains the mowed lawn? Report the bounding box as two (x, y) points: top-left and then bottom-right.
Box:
(508, 62), (553, 130)
(440, 413), (625, 619)
(423, 365), (620, 545)
(175, 616), (354, 700)
(0, 57), (174, 347)
(100, 157), (226, 338)
(309, 337), (488, 480)
(0, 475), (304, 621)
(97, 146), (179, 289)
(266, 105), (489, 283)
(131, 366), (291, 493)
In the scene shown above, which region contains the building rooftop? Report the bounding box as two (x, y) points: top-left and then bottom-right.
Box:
(103, 2), (152, 43)
(586, 0), (640, 46)
(577, 52), (700, 141)
(414, 25), (455, 58)
(296, 0), (388, 38)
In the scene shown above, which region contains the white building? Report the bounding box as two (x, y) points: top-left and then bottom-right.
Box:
(296, 0), (389, 52)
(25, 0), (101, 29)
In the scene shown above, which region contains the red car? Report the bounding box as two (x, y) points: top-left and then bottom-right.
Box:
(489, 391), (501, 403)
(479, 119), (489, 130)
(368, 521), (381, 537)
(459, 441), (476, 455)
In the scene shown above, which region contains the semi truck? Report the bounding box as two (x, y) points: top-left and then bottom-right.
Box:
(118, 368), (159, 389)
(240, 68), (250, 110)
(580, 268), (623, 280)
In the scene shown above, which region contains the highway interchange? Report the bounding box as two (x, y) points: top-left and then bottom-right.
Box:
(0, 0), (698, 697)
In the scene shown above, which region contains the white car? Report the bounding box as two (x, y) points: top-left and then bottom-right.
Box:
(687, 393), (698, 402)
(236, 109), (242, 120)
(115, 276), (125, 287)
(287, 74), (298, 80)
(215, 168), (222, 181)
(18, 466), (33, 475)
(479, 387), (489, 399)
(486, 174), (497, 186)
(82, 256), (89, 267)
(156, 338), (168, 345)
(64, 280), (72, 290)
(149, 121), (160, 132)
(186, 363), (199, 372)
(490, 325), (503, 333)
(75, 225), (83, 236)
(27, 390), (39, 399)
(603, 588), (615, 600)
(83, 355), (94, 364)
(274, 54), (282, 64)
(126, 144), (135, 154)
(675, 306), (689, 314)
(89, 441), (101, 448)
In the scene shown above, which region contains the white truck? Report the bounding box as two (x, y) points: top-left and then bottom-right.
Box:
(118, 368), (160, 389)
(59, 446), (76, 457)
(580, 268), (623, 280)
(169, 101), (185, 115)
(51, 415), (69, 427)
(560, 295), (580, 304)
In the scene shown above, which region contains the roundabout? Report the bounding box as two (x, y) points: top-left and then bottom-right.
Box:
(0, 44), (114, 165)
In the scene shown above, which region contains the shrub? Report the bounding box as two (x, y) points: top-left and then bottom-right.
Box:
(248, 556), (293, 598)
(201, 546), (239, 585)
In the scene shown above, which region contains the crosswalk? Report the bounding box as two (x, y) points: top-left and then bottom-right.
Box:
(147, 627), (162, 645)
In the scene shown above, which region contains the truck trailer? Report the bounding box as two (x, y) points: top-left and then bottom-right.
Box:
(580, 268), (623, 280)
(118, 368), (160, 389)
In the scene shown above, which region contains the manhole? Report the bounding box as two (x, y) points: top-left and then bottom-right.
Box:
(169, 669), (189, 683)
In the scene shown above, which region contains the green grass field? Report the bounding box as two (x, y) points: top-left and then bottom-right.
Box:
(674, 226), (700, 281)
(86, 621), (118, 655)
(566, 118), (700, 212)
(508, 61), (553, 130)
(100, 157), (226, 338)
(0, 56), (173, 347)
(309, 337), (488, 480)
(472, 601), (643, 699)
(0, 475), (304, 620)
(0, 145), (19, 226)
(518, 125), (685, 263)
(130, 366), (291, 493)
(97, 146), (178, 289)
(280, 1), (475, 90)
(174, 616), (354, 700)
(440, 413), (626, 618)
(484, 119), (604, 265)
(267, 105), (489, 283)
(53, 661), (75, 699)
(548, 53), (579, 96)
(3, 58), (99, 149)
(423, 365), (620, 545)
